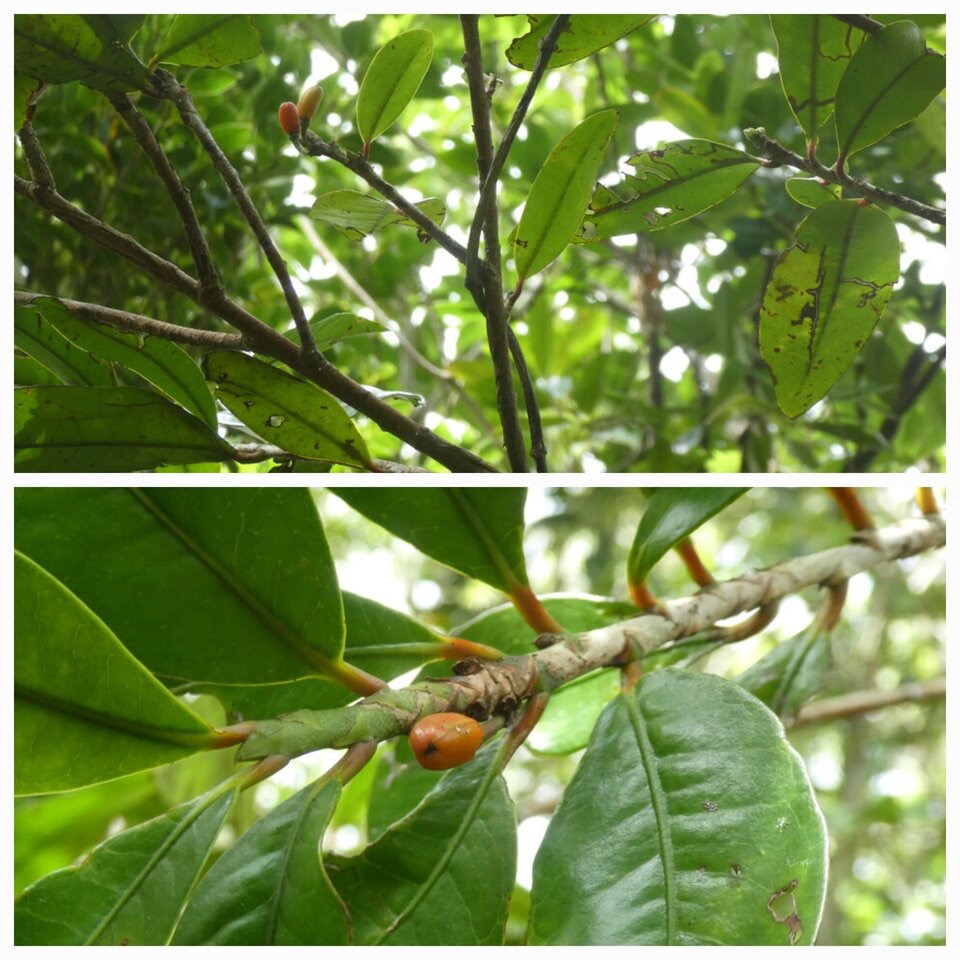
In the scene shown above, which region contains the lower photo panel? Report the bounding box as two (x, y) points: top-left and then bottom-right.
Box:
(12, 486), (946, 946)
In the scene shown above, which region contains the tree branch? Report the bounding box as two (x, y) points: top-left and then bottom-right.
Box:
(743, 127), (945, 226)
(14, 291), (244, 349)
(831, 14), (884, 35)
(154, 70), (323, 367)
(237, 514), (945, 761)
(15, 166), (496, 472)
(793, 677), (945, 726)
(460, 14), (529, 471)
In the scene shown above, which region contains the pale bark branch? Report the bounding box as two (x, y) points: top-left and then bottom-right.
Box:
(793, 677), (945, 726)
(237, 514), (945, 761)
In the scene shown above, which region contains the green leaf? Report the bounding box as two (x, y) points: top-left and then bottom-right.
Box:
(191, 590), (445, 719)
(628, 488), (748, 586)
(772, 15), (862, 141)
(14, 304), (113, 386)
(506, 14), (655, 69)
(529, 671), (828, 945)
(356, 28), (433, 152)
(835, 21), (945, 163)
(329, 743), (516, 944)
(334, 488), (529, 593)
(173, 780), (347, 944)
(154, 14), (261, 67)
(14, 551), (214, 796)
(515, 109), (619, 283)
(14, 385), (233, 471)
(15, 783), (237, 944)
(580, 140), (759, 241)
(759, 200), (900, 418)
(310, 190), (444, 241)
(785, 177), (842, 210)
(528, 669), (621, 755)
(737, 626), (833, 719)
(285, 312), (385, 351)
(14, 488), (346, 686)
(28, 296), (217, 427)
(204, 351), (371, 469)
(14, 14), (149, 92)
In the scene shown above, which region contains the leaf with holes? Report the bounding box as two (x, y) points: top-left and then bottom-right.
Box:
(759, 200), (900, 418)
(507, 14), (655, 69)
(529, 670), (828, 945)
(579, 140), (759, 241)
(204, 351), (371, 469)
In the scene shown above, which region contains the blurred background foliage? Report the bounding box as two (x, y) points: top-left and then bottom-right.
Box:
(14, 487), (945, 944)
(14, 13), (946, 471)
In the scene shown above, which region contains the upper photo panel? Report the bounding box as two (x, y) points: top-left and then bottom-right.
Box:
(14, 13), (945, 473)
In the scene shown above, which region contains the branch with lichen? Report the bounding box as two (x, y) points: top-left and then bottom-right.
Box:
(235, 514), (944, 761)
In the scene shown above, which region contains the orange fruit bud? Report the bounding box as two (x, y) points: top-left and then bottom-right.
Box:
(277, 101), (300, 136)
(408, 712), (483, 771)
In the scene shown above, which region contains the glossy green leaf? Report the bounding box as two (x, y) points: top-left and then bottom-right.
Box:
(628, 488), (748, 586)
(310, 190), (445, 241)
(329, 742), (516, 944)
(14, 551), (214, 796)
(365, 744), (440, 843)
(154, 14), (261, 67)
(14, 14), (149, 92)
(15, 783), (237, 944)
(334, 488), (529, 593)
(580, 140), (759, 241)
(772, 15), (862, 140)
(173, 780), (347, 944)
(14, 488), (345, 685)
(529, 671), (828, 945)
(356, 29), (433, 151)
(28, 296), (216, 427)
(14, 386), (233, 472)
(285, 312), (385, 351)
(737, 626), (832, 719)
(191, 591), (445, 719)
(14, 304), (113, 386)
(14, 773), (157, 895)
(506, 14), (654, 69)
(759, 200), (900, 418)
(204, 351), (371, 469)
(785, 177), (842, 209)
(529, 669), (621, 755)
(515, 110), (618, 283)
(835, 21), (945, 162)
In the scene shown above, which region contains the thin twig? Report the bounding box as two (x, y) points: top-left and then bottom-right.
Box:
(107, 92), (222, 297)
(793, 677), (945, 726)
(14, 290), (243, 349)
(460, 15), (530, 471)
(15, 170), (496, 472)
(155, 70), (324, 367)
(299, 131), (468, 264)
(831, 14), (885, 34)
(744, 127), (945, 226)
(465, 14), (571, 274)
(507, 327), (548, 471)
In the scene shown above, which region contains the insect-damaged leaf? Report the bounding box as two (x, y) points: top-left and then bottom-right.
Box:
(204, 351), (372, 469)
(506, 15), (655, 70)
(759, 200), (899, 418)
(771, 15), (863, 141)
(310, 190), (444, 242)
(579, 139), (759, 241)
(356, 28), (433, 154)
(514, 109), (618, 284)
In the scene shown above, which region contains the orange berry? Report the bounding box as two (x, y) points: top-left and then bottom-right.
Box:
(409, 712), (483, 771)
(297, 84), (324, 122)
(278, 101), (300, 136)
